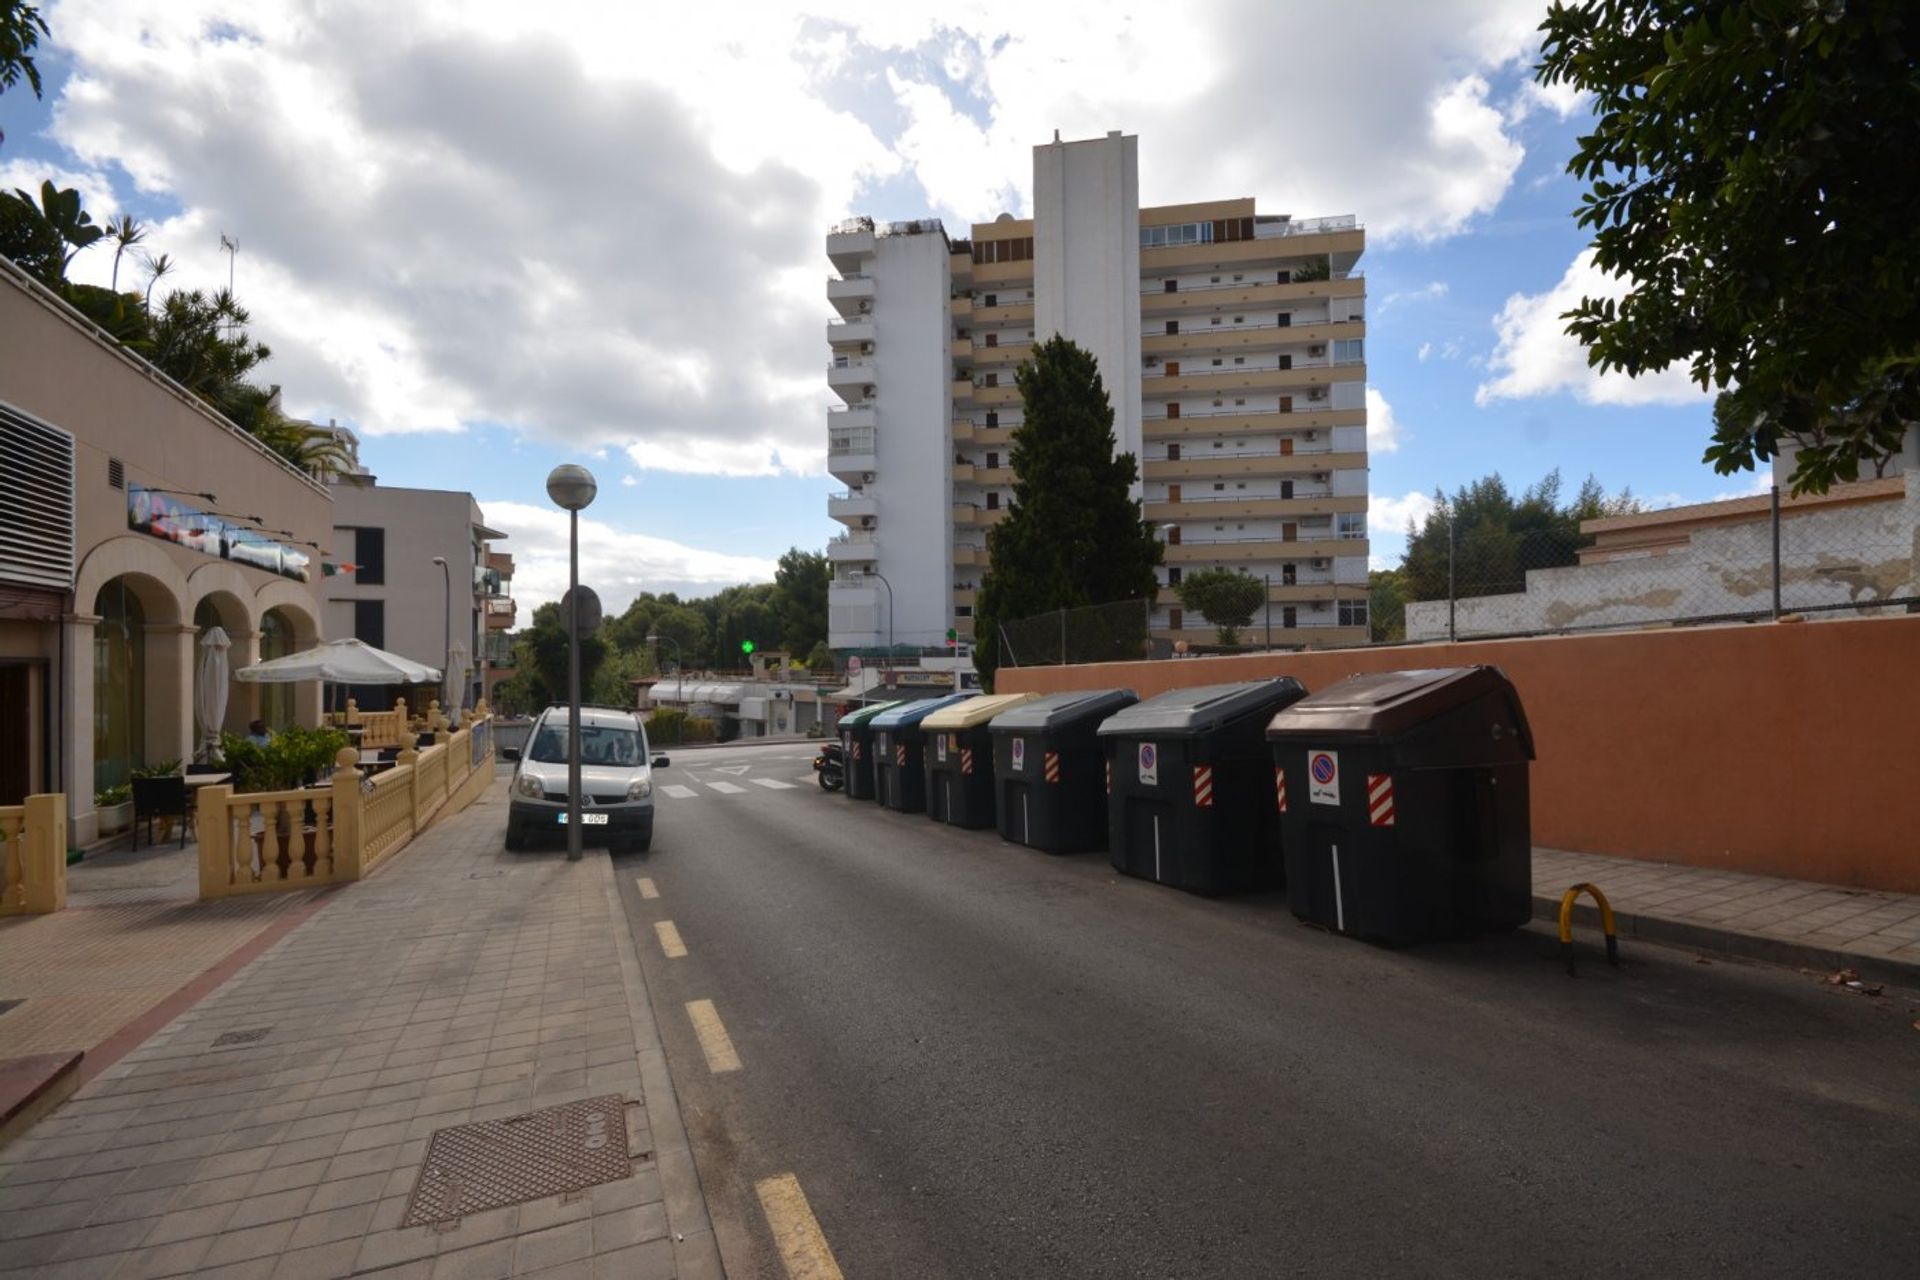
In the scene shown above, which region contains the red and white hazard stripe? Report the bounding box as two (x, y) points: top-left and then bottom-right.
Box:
(1044, 751), (1060, 784)
(851, 740), (861, 760)
(1193, 765), (1214, 808)
(1104, 759), (1110, 794)
(961, 747), (974, 776)
(1367, 773), (1396, 827)
(895, 744), (906, 767)
(1274, 766), (1288, 813)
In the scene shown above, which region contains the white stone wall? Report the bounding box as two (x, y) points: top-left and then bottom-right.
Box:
(1407, 474), (1920, 639)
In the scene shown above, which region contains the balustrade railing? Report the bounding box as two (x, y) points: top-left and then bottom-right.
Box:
(0, 795), (66, 915)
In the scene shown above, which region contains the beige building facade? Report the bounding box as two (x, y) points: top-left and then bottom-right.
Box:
(827, 131), (1370, 659)
(0, 259), (332, 841)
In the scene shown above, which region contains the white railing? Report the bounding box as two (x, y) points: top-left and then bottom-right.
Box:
(1254, 215), (1360, 238)
(1153, 490), (1335, 504)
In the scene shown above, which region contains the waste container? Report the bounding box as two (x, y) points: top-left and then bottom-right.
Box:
(1266, 666), (1534, 946)
(837, 700), (901, 802)
(921, 693), (1040, 829)
(1097, 678), (1307, 894)
(990, 688), (1138, 853)
(870, 693), (973, 813)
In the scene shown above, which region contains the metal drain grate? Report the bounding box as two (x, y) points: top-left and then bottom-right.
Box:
(211, 1026), (273, 1047)
(403, 1094), (631, 1225)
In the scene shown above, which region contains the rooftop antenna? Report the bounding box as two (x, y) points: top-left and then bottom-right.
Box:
(219, 233), (238, 337)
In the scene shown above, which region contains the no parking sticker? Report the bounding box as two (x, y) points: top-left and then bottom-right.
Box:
(1011, 738), (1026, 772)
(1308, 749), (1340, 806)
(1137, 742), (1159, 786)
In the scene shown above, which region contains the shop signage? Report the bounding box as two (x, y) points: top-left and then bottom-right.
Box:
(127, 485), (311, 582)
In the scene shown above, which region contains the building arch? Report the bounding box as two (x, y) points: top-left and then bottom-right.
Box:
(73, 535), (189, 627)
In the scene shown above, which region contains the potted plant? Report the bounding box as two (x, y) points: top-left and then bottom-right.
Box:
(220, 727), (349, 874)
(94, 783), (134, 835)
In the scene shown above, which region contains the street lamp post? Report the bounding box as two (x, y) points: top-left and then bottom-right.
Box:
(430, 557), (451, 715)
(546, 465), (597, 862)
(645, 633), (684, 745)
(869, 570), (895, 672)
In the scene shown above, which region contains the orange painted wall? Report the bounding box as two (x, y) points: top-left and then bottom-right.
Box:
(997, 615), (1920, 892)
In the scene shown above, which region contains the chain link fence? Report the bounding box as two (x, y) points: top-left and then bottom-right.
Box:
(997, 598), (1161, 667)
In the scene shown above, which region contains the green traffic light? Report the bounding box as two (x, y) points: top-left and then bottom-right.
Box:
(741, 640), (755, 654)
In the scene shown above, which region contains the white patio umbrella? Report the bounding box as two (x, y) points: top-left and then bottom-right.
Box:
(235, 637), (441, 686)
(195, 626), (232, 756)
(445, 639), (469, 715)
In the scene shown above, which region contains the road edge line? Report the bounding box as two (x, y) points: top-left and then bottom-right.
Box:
(755, 1172), (844, 1280)
(597, 852), (725, 1280)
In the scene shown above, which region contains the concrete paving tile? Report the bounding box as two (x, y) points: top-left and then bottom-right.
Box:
(304, 1171), (389, 1213)
(115, 1232), (218, 1279)
(35, 1252), (137, 1279)
(590, 1203), (668, 1253)
(223, 1185), (316, 1231)
(0, 1198), (95, 1238)
(354, 1222), (442, 1272)
(142, 1198), (241, 1244)
(283, 1198), (378, 1250)
(194, 1258), (279, 1280)
(517, 1258), (591, 1280)
(267, 1236), (362, 1279)
(512, 1221), (592, 1273)
(431, 1237), (514, 1279)
(84, 1182), (183, 1225)
(589, 1238), (675, 1280)
(516, 1195), (592, 1235)
(50, 1212), (162, 1260)
(322, 1142), (404, 1183)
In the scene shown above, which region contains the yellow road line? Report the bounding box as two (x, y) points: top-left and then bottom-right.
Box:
(636, 877), (659, 899)
(685, 999), (742, 1073)
(755, 1173), (844, 1280)
(655, 920), (688, 959)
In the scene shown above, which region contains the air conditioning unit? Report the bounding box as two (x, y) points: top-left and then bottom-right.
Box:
(1303, 430), (1317, 441)
(858, 300), (871, 313)
(861, 342), (873, 354)
(863, 473), (875, 483)
(861, 516), (875, 528)
(1312, 559), (1330, 570)
(1308, 345), (1326, 357)
(863, 386), (875, 398)
(1309, 388), (1327, 401)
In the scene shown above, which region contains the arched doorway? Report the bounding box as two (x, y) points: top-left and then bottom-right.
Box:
(93, 579), (149, 792)
(259, 607), (298, 729)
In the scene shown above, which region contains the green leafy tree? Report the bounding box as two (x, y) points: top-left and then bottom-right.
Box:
(145, 288), (271, 399)
(1399, 470), (1641, 602)
(645, 603), (709, 671)
(1368, 569), (1408, 643)
(1175, 568), (1266, 646)
(1537, 0), (1920, 493)
(106, 213), (145, 293)
(974, 336), (1162, 689)
(0, 1), (50, 102)
(1, 182), (104, 285)
(772, 548), (829, 654)
(510, 602), (607, 713)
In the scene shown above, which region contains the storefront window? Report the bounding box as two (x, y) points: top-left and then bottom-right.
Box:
(260, 607), (296, 728)
(93, 580), (146, 793)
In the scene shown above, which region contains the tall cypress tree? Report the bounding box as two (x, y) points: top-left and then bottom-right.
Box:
(974, 336), (1162, 688)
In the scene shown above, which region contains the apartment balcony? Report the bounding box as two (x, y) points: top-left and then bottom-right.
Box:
(972, 341), (1031, 368)
(972, 260), (1036, 287)
(952, 419), (975, 443)
(1139, 274), (1364, 320)
(1141, 363), (1363, 399)
(1147, 494), (1367, 522)
(828, 491), (879, 526)
(952, 503), (977, 527)
(949, 295), (971, 318)
(975, 464), (1013, 487)
(1164, 535), (1369, 564)
(1142, 319), (1362, 359)
(1140, 225), (1364, 273)
(951, 375), (974, 405)
(826, 221), (876, 274)
(952, 462), (975, 484)
(951, 337), (974, 362)
(828, 273), (876, 318)
(827, 316), (875, 347)
(953, 545), (986, 566)
(1157, 581), (1359, 604)
(484, 596), (517, 629)
(971, 299), (1034, 326)
(828, 423), (878, 483)
(1143, 406), (1364, 439)
(953, 588), (978, 608)
(1144, 451), (1367, 480)
(971, 426), (1015, 448)
(827, 533), (881, 564)
(970, 382), (1020, 407)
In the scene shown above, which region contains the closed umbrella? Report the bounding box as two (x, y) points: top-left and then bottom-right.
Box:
(195, 626), (232, 757)
(445, 639), (469, 715)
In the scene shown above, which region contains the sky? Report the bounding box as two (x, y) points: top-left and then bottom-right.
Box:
(0, 0), (1762, 615)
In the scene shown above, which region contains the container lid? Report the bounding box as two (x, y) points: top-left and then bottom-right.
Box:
(921, 692), (1041, 731)
(1096, 678), (1307, 739)
(838, 699), (902, 728)
(990, 688), (1139, 734)
(1265, 667), (1534, 761)
(869, 692), (975, 729)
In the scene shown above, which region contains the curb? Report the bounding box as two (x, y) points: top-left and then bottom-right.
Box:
(597, 853), (725, 1280)
(1535, 897), (1920, 989)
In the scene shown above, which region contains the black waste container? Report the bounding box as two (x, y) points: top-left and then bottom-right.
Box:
(1097, 678), (1308, 894)
(837, 700), (901, 802)
(870, 694), (972, 813)
(1266, 666), (1534, 946)
(921, 693), (1039, 829)
(991, 688), (1138, 853)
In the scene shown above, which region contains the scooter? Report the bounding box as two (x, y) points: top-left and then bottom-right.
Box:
(813, 741), (845, 792)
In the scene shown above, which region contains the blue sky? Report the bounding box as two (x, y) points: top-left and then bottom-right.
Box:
(1, 1), (1749, 613)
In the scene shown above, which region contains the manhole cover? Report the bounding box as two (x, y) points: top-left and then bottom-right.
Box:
(211, 1026), (273, 1047)
(403, 1094), (630, 1226)
(0, 999), (22, 1017)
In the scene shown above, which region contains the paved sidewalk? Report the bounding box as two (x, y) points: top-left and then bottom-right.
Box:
(1534, 846), (1920, 983)
(0, 781), (717, 1279)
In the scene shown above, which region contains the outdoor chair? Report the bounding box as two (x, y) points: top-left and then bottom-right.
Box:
(131, 775), (193, 850)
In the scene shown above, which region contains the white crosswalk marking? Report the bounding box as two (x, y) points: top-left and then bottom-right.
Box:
(706, 781), (748, 794)
(751, 777), (797, 790)
(660, 784), (698, 799)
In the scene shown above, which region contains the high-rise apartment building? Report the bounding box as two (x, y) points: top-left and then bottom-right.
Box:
(826, 131), (1368, 658)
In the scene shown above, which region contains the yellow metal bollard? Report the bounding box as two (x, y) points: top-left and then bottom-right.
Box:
(1558, 882), (1620, 976)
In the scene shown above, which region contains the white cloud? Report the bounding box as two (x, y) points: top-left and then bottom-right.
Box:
(1366, 388), (1406, 455)
(481, 500), (776, 615)
(1475, 249), (1714, 408)
(1370, 490), (1437, 538)
(1417, 342), (1433, 362)
(620, 474), (637, 487)
(1381, 281), (1449, 312)
(1506, 78), (1590, 124)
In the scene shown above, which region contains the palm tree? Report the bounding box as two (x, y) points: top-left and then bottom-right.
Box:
(107, 213), (145, 293)
(140, 251), (174, 311)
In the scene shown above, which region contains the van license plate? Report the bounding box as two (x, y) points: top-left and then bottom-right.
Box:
(557, 812), (609, 825)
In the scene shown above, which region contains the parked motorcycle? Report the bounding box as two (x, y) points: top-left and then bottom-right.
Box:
(813, 741), (845, 792)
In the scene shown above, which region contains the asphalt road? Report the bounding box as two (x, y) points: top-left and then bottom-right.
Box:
(606, 742), (1920, 1279)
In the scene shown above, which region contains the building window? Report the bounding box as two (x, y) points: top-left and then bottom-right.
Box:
(985, 332), (998, 347)
(985, 411), (999, 427)
(1277, 312), (1291, 327)
(92, 580), (145, 792)
(1164, 279), (1177, 293)
(956, 606), (972, 618)
(1281, 480), (1294, 499)
(1282, 606), (1298, 629)
(1279, 354), (1293, 371)
(984, 294), (997, 307)
(1166, 320), (1179, 336)
(1338, 512), (1366, 539)
(1169, 606), (1183, 629)
(986, 491), (1000, 510)
(1338, 599), (1368, 627)
(984, 372), (998, 387)
(986, 452), (999, 470)
(1167, 443), (1181, 460)
(1213, 482), (1225, 491)
(1334, 338), (1365, 364)
(259, 608), (297, 728)
(354, 599), (386, 650)
(1283, 562), (1297, 585)
(353, 526), (386, 585)
(1168, 566), (1182, 585)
